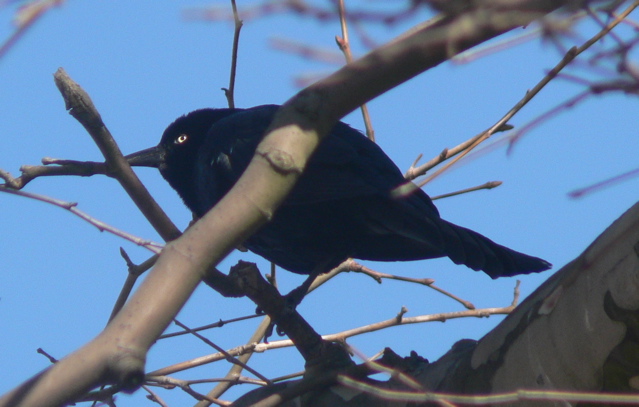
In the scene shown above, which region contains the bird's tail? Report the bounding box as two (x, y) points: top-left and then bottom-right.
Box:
(439, 220), (551, 279)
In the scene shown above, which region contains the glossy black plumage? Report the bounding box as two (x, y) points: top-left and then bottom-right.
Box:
(127, 104), (550, 278)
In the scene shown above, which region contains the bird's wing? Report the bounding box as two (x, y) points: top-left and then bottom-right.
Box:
(196, 104), (439, 216)
(295, 119), (441, 219)
(195, 105), (276, 212)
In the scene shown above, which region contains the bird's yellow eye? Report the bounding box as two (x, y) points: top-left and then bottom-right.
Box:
(175, 134), (188, 145)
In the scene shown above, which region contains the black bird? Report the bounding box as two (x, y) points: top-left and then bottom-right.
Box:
(126, 104), (550, 286)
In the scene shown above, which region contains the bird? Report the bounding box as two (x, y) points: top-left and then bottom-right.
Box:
(126, 104), (550, 294)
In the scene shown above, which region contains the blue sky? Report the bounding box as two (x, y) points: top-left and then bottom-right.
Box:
(1, 1), (638, 405)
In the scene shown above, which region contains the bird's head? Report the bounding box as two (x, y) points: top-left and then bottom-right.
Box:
(125, 108), (237, 209)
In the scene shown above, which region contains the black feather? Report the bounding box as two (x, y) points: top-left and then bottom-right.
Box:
(127, 104), (551, 279)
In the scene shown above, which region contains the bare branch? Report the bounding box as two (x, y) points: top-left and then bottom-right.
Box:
(337, 378), (639, 405)
(142, 385), (170, 407)
(336, 0), (376, 141)
(149, 301), (518, 378)
(145, 377), (231, 406)
(0, 159), (109, 189)
(0, 0), (62, 60)
(569, 166), (639, 198)
(158, 314), (262, 339)
(403, 124), (512, 180)
(173, 319), (272, 385)
(223, 0), (243, 109)
(0, 187), (163, 252)
(108, 252), (159, 323)
(193, 317), (273, 404)
(431, 180), (502, 200)
(53, 68), (182, 241)
(404, 1), (638, 186)
(508, 0), (639, 150)
(36, 348), (58, 364)
(311, 259), (476, 309)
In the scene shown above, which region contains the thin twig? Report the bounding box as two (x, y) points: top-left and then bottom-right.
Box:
(0, 187), (163, 253)
(185, 316), (272, 405)
(312, 259), (476, 309)
(430, 181), (502, 201)
(147, 341), (263, 377)
(507, 1), (639, 150)
(173, 319), (272, 385)
(223, 0), (243, 109)
(158, 314), (262, 339)
(36, 348), (58, 364)
(0, 0), (63, 60)
(336, 0), (375, 141)
(403, 124), (513, 181)
(142, 385), (170, 407)
(54, 68), (182, 242)
(337, 378), (639, 405)
(511, 280), (521, 307)
(148, 301), (515, 377)
(0, 160), (109, 190)
(404, 1), (639, 184)
(568, 166), (639, 198)
(108, 252), (159, 323)
(345, 344), (423, 391)
(145, 377), (231, 406)
(506, 89), (590, 152)
(271, 370), (304, 383)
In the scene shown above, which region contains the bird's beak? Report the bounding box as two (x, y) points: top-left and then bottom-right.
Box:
(125, 145), (165, 168)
